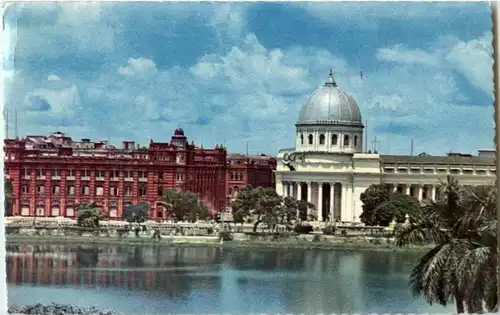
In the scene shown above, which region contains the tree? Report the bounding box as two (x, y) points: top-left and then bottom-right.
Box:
(373, 193), (420, 226)
(297, 199), (316, 221)
(231, 185), (257, 224)
(4, 179), (13, 216)
(163, 189), (209, 222)
(231, 186), (286, 232)
(282, 196), (298, 223)
(124, 202), (150, 225)
(76, 203), (105, 228)
(395, 176), (497, 313)
(359, 184), (391, 226)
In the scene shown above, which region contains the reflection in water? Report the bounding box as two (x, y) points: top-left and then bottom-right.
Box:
(7, 244), (454, 314)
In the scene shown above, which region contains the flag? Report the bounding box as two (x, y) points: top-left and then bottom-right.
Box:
(360, 71), (364, 80)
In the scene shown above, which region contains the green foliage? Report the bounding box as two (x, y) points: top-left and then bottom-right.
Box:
(297, 199), (316, 221)
(322, 225), (336, 235)
(162, 189), (209, 222)
(395, 176), (497, 313)
(359, 184), (391, 225)
(231, 185), (297, 232)
(4, 179), (13, 216)
(294, 224), (313, 234)
(218, 231), (233, 241)
(76, 203), (106, 228)
(373, 193), (421, 226)
(124, 203), (150, 224)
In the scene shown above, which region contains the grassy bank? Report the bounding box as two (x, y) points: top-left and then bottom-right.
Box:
(5, 234), (432, 252)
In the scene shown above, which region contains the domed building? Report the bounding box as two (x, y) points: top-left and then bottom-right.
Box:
(275, 71), (496, 224)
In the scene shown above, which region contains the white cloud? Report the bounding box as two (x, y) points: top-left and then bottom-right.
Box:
(376, 44), (442, 67)
(118, 58), (158, 77)
(376, 34), (493, 97)
(47, 75), (62, 81)
(445, 32), (493, 95)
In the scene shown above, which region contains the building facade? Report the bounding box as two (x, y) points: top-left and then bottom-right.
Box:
(226, 153), (277, 204)
(4, 128), (232, 220)
(275, 71), (496, 223)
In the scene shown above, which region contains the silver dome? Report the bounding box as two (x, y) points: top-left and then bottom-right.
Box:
(297, 71), (362, 126)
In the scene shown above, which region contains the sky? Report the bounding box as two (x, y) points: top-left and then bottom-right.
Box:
(3, 2), (494, 156)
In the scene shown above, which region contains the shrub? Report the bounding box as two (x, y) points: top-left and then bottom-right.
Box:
(294, 224), (313, 234)
(312, 235), (321, 242)
(322, 225), (336, 235)
(219, 231), (233, 241)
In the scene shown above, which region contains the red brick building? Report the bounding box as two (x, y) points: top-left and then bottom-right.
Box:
(4, 129), (276, 220)
(226, 153), (276, 204)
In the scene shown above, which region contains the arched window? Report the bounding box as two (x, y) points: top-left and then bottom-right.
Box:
(354, 135), (358, 147)
(308, 134), (313, 145)
(344, 135), (350, 146)
(319, 134), (325, 145)
(300, 134), (304, 145)
(332, 134), (338, 146)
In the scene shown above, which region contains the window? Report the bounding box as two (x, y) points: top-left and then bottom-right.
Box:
(319, 134), (325, 145)
(67, 185), (75, 195)
(332, 134), (338, 146)
(344, 135), (349, 146)
(110, 186), (118, 196)
(158, 172), (163, 180)
(300, 134), (304, 145)
(124, 185), (132, 196)
(96, 171), (106, 178)
(139, 185), (147, 197)
(81, 169), (90, 177)
(110, 170), (119, 178)
(52, 185), (60, 194)
(354, 135), (358, 147)
(96, 185), (104, 196)
(23, 168), (31, 177)
(81, 185), (90, 195)
(51, 169), (61, 177)
(124, 171), (132, 178)
(36, 185), (45, 195)
(139, 171), (148, 179)
(308, 134), (313, 145)
(21, 185), (30, 194)
(37, 169), (45, 178)
(67, 169), (75, 177)
(157, 186), (163, 197)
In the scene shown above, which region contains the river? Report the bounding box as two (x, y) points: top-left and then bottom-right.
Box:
(6, 243), (454, 314)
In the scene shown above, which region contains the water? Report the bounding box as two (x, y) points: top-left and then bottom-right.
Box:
(6, 244), (454, 314)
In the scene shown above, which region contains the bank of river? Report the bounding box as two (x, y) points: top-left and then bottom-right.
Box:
(6, 234), (432, 252)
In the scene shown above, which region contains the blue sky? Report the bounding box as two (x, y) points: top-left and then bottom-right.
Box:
(3, 2), (494, 156)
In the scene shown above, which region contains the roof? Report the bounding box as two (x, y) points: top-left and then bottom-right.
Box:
(296, 70), (363, 126)
(380, 155), (495, 166)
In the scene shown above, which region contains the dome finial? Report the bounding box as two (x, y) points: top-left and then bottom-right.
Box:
(325, 69), (337, 87)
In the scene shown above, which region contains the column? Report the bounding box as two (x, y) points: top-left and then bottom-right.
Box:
(60, 169), (66, 217)
(418, 185), (423, 200)
(405, 185), (411, 196)
(393, 184), (398, 193)
(340, 184), (348, 222)
(295, 182), (301, 220)
(329, 183), (335, 222)
(282, 181), (287, 196)
(317, 182), (323, 222)
(431, 185), (437, 201)
(306, 182), (312, 218)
